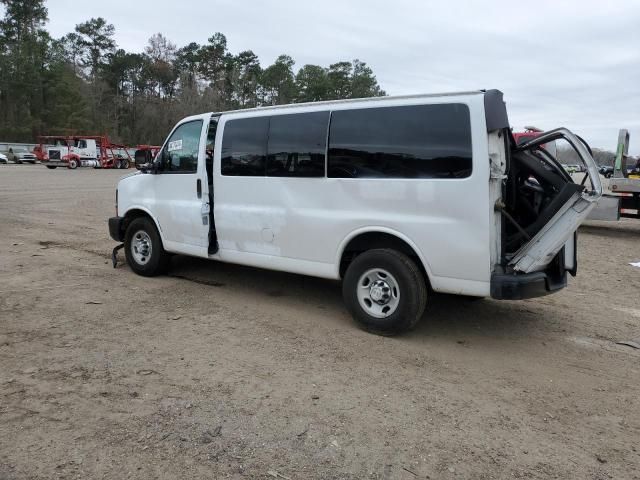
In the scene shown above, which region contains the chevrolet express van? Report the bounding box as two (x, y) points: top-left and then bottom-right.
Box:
(108, 90), (602, 335)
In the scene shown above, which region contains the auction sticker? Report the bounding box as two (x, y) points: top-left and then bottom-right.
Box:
(168, 139), (182, 152)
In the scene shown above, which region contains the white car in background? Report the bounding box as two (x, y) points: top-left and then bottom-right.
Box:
(0, 152), (7, 164)
(8, 147), (37, 164)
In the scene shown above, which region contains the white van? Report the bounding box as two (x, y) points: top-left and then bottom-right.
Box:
(109, 90), (602, 335)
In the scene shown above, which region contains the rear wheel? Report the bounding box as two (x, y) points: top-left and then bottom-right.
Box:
(124, 217), (170, 276)
(343, 248), (427, 335)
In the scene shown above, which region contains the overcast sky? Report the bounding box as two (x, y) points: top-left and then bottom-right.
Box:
(23, 1), (640, 152)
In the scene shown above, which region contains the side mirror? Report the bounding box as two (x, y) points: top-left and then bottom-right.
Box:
(134, 149), (157, 172)
(134, 149), (148, 169)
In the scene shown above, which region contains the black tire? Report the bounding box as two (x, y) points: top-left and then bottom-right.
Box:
(68, 159), (78, 169)
(120, 159), (130, 169)
(46, 165), (57, 169)
(342, 248), (427, 336)
(124, 217), (170, 276)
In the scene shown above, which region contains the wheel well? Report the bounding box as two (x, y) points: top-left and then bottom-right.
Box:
(339, 232), (429, 284)
(122, 209), (155, 236)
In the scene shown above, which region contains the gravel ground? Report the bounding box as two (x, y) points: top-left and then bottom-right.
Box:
(1, 164), (639, 480)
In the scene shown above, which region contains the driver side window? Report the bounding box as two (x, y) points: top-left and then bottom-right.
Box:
(160, 120), (203, 173)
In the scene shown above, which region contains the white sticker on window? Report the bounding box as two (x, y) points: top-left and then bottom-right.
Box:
(168, 139), (183, 152)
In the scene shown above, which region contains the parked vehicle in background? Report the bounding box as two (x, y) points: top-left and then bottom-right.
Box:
(599, 165), (614, 178)
(8, 147), (37, 164)
(513, 126), (558, 159)
(0, 152), (7, 164)
(589, 130), (640, 221)
(35, 135), (132, 169)
(109, 89), (602, 335)
(513, 126), (543, 145)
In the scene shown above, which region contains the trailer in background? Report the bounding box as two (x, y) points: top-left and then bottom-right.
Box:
(35, 135), (136, 170)
(588, 129), (640, 221)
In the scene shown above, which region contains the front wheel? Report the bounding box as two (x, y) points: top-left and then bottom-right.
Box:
(67, 158), (78, 169)
(342, 248), (427, 335)
(124, 217), (170, 276)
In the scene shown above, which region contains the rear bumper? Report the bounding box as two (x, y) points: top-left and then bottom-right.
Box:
(109, 216), (125, 242)
(491, 249), (568, 300)
(490, 269), (567, 300)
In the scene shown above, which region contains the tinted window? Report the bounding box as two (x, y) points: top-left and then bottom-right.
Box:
(328, 104), (472, 179)
(159, 120), (203, 173)
(267, 112), (329, 177)
(221, 117), (268, 176)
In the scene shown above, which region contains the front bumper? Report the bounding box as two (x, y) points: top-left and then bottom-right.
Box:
(109, 216), (125, 242)
(491, 249), (568, 300)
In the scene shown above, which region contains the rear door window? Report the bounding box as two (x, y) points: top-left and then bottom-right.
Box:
(221, 117), (269, 176)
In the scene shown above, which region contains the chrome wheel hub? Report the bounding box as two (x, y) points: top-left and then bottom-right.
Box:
(131, 230), (152, 265)
(357, 268), (400, 318)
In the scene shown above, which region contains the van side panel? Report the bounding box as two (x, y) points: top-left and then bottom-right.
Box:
(213, 94), (492, 295)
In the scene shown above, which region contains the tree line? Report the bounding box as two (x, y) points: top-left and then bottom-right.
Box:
(556, 146), (616, 167)
(0, 0), (386, 145)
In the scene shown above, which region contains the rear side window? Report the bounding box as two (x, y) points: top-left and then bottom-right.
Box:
(267, 111), (329, 177)
(328, 104), (472, 179)
(221, 117), (269, 176)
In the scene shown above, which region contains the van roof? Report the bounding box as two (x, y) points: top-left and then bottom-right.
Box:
(209, 89), (493, 116)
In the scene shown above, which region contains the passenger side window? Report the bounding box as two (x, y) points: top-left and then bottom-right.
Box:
(221, 117), (269, 176)
(159, 120), (203, 173)
(328, 104), (472, 179)
(267, 112), (329, 177)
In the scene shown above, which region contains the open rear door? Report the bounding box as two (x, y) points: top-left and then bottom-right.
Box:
(507, 128), (602, 274)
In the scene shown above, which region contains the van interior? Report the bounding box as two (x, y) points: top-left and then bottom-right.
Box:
(501, 134), (585, 262)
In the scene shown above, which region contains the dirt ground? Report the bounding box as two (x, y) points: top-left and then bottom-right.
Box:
(1, 164), (639, 480)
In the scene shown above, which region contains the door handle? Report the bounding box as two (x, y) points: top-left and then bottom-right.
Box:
(196, 179), (202, 199)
